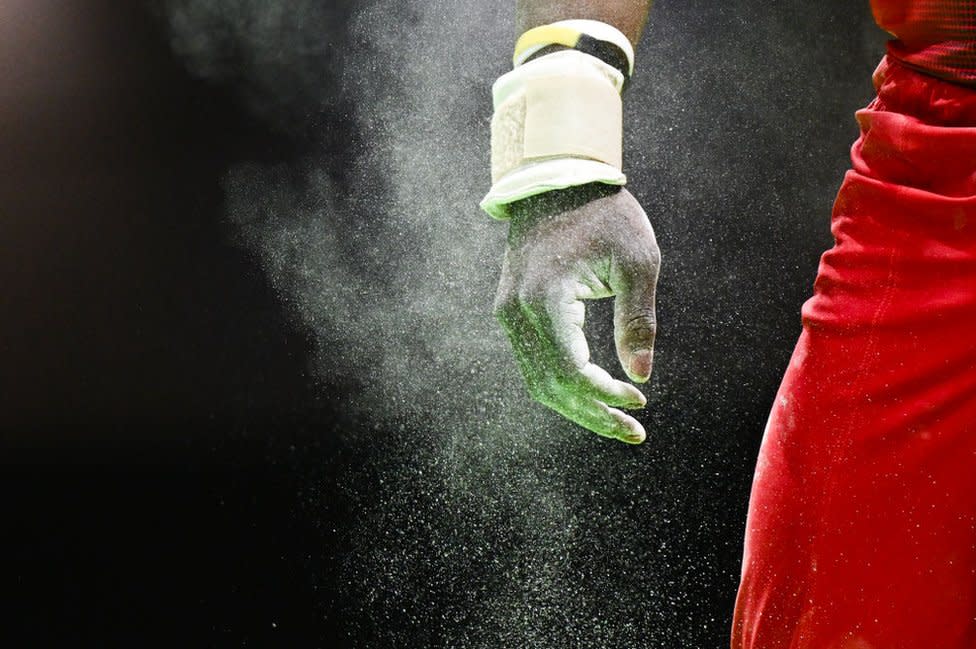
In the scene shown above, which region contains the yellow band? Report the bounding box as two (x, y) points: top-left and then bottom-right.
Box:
(512, 20), (636, 78)
(513, 25), (582, 67)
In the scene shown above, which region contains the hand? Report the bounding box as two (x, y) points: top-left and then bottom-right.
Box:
(494, 184), (661, 444)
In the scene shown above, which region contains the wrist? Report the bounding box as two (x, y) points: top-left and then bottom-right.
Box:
(507, 184), (622, 240)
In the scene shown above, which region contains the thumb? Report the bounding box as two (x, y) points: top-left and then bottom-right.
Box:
(611, 256), (659, 384)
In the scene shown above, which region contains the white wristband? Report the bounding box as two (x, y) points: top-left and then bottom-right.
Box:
(481, 21), (632, 221)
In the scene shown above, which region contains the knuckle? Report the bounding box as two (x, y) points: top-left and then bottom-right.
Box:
(625, 310), (658, 337)
(614, 243), (660, 283)
(631, 243), (661, 270)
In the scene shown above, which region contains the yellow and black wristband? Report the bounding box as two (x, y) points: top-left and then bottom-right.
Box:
(514, 24), (634, 89)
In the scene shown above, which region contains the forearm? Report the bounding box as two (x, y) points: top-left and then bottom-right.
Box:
(516, 0), (653, 47)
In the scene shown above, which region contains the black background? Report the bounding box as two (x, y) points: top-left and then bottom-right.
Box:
(1, 1), (885, 646)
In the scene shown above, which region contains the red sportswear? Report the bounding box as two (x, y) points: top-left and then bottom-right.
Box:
(731, 3), (976, 647)
(873, 0), (976, 84)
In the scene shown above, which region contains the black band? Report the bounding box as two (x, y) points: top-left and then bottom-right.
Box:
(577, 34), (632, 86)
(522, 37), (632, 91)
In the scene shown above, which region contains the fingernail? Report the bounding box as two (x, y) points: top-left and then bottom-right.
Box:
(629, 349), (653, 381)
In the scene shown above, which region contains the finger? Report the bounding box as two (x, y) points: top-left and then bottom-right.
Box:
(610, 252), (660, 384)
(495, 296), (551, 392)
(520, 282), (644, 408)
(523, 282), (628, 408)
(537, 284), (590, 368)
(575, 363), (646, 409)
(498, 300), (646, 442)
(548, 391), (647, 444)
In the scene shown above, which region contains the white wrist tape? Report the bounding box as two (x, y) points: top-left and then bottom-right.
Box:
(480, 25), (632, 220)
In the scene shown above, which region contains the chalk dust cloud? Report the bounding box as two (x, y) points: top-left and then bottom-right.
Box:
(159, 0), (886, 645)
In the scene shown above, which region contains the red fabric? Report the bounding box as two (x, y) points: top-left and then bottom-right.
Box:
(731, 56), (976, 649)
(872, 0), (976, 85)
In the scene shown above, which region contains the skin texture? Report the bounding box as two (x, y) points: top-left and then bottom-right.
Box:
(495, 184), (660, 444)
(496, 2), (656, 443)
(516, 0), (653, 46)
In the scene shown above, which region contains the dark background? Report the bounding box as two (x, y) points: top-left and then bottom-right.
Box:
(1, 1), (885, 646)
